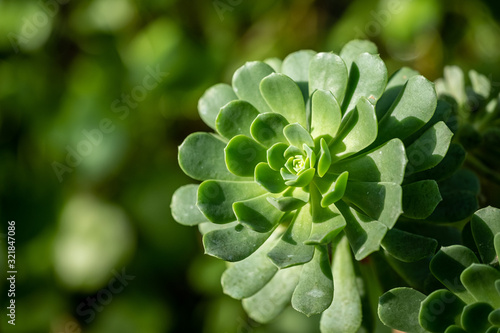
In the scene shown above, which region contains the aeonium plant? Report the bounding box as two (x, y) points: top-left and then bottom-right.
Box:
(378, 206), (500, 333)
(171, 40), (454, 332)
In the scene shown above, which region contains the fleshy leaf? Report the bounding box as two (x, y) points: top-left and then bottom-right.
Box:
(331, 97), (378, 159)
(179, 132), (245, 181)
(329, 138), (406, 183)
(321, 171), (349, 207)
(461, 302), (494, 333)
(310, 89), (342, 140)
(341, 53), (387, 114)
(489, 308), (500, 326)
(255, 162), (287, 193)
(264, 57), (282, 72)
(282, 50), (317, 100)
(267, 142), (288, 171)
(221, 232), (279, 299)
(307, 186), (346, 245)
(251, 112), (289, 147)
(291, 245), (333, 316)
(339, 39), (378, 72)
(375, 75), (437, 145)
(216, 100), (260, 139)
(234, 194), (285, 232)
(203, 223), (272, 262)
(309, 53), (348, 103)
(461, 264), (500, 308)
(320, 236), (362, 333)
(198, 83), (237, 130)
(429, 245), (479, 304)
(268, 205), (314, 268)
(283, 123), (315, 148)
(317, 138), (332, 177)
(343, 181), (402, 229)
(376, 67), (419, 120)
(197, 181), (266, 223)
(171, 184), (208, 226)
(242, 265), (302, 324)
(405, 121), (453, 176)
(232, 61), (274, 113)
(225, 135), (267, 177)
(402, 180), (442, 219)
(285, 168), (316, 187)
(260, 73), (307, 128)
(419, 290), (466, 332)
(378, 288), (428, 333)
(381, 228), (437, 262)
(471, 206), (500, 264)
(336, 201), (387, 260)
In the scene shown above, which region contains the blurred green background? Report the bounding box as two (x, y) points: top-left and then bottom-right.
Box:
(0, 0), (499, 332)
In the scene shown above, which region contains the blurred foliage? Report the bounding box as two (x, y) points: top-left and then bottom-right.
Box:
(0, 0), (499, 332)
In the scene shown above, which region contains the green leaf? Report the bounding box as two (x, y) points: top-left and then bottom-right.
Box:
(307, 187), (346, 245)
(339, 39), (378, 72)
(495, 233), (500, 261)
(221, 232), (279, 299)
(317, 138), (332, 177)
(429, 245), (479, 304)
(309, 52), (348, 103)
(320, 236), (362, 333)
(284, 168), (316, 187)
(311, 89), (342, 140)
(404, 99), (453, 146)
(267, 187), (309, 212)
(197, 181), (266, 223)
(331, 97), (378, 159)
(343, 181), (403, 229)
(378, 287), (428, 333)
(445, 326), (467, 333)
(419, 289), (466, 333)
(198, 83), (237, 130)
(179, 132), (246, 181)
(336, 201), (387, 260)
(216, 100), (260, 139)
(234, 194), (285, 232)
(264, 57), (282, 72)
(461, 302), (494, 333)
(260, 73), (307, 128)
(251, 112), (289, 147)
(268, 205), (314, 268)
(282, 50), (317, 83)
(329, 138), (407, 183)
(292, 245), (333, 316)
(321, 171), (349, 207)
(242, 265), (302, 324)
(376, 75), (437, 145)
(341, 53), (387, 114)
(203, 223), (273, 262)
(283, 123), (315, 148)
(406, 143), (466, 183)
(232, 61), (275, 113)
(225, 135), (267, 177)
(488, 308), (500, 326)
(376, 67), (419, 120)
(267, 142), (289, 170)
(461, 264), (500, 308)
(469, 69), (491, 98)
(402, 180), (442, 219)
(471, 206), (500, 264)
(171, 184), (208, 226)
(255, 162), (287, 193)
(405, 121), (453, 176)
(381, 228), (437, 262)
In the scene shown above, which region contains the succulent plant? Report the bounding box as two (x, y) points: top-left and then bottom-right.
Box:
(436, 66), (500, 187)
(378, 206), (500, 333)
(171, 40), (458, 332)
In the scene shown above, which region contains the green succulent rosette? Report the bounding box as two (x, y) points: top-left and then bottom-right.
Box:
(379, 206), (500, 333)
(171, 40), (453, 332)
